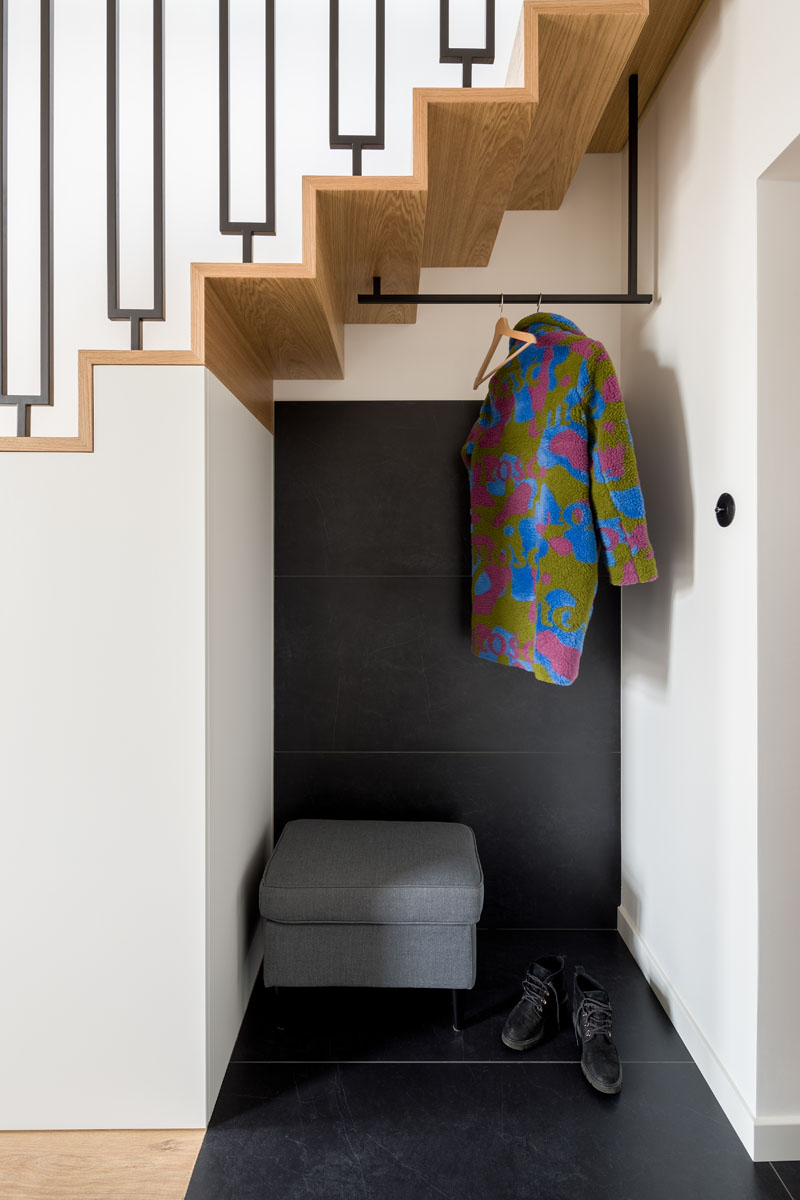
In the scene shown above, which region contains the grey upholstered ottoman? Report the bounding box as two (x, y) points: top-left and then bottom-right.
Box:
(259, 819), (484, 1029)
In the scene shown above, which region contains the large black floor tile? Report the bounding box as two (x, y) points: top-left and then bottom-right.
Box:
(233, 981), (467, 1065)
(275, 576), (620, 754)
(773, 1162), (800, 1198)
(274, 753), (620, 927)
(186, 1061), (783, 1200)
(467, 929), (691, 1064)
(233, 931), (688, 1066)
(274, 401), (476, 578)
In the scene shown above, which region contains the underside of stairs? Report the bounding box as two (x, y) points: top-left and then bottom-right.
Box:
(194, 0), (705, 434)
(3, 0), (705, 451)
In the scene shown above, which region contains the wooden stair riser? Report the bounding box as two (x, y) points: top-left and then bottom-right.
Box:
(509, 8), (648, 210)
(211, 0), (648, 365)
(0, 0), (708, 451)
(589, 0), (706, 151)
(421, 95), (538, 268)
(312, 183), (427, 326)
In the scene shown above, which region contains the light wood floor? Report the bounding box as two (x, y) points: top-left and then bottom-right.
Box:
(0, 1130), (204, 1200)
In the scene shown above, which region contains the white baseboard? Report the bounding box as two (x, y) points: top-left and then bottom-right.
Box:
(753, 1118), (800, 1163)
(617, 905), (800, 1162)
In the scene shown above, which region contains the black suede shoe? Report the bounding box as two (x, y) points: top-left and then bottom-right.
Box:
(501, 955), (568, 1051)
(573, 966), (622, 1094)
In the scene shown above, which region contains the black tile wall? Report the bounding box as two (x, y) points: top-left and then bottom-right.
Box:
(275, 401), (621, 927)
(275, 401), (472, 577)
(275, 576), (620, 754)
(274, 752), (619, 927)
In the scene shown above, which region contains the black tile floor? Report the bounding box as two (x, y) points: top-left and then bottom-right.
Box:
(185, 931), (799, 1199)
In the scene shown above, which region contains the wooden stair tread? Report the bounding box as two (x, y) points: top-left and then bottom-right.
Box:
(418, 89), (537, 268)
(508, 5), (647, 210)
(589, 0), (707, 151)
(311, 177), (427, 326)
(194, 0), (654, 397)
(2, 0), (704, 452)
(197, 266), (343, 382)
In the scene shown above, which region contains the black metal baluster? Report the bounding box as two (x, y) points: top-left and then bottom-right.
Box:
(219, 0), (276, 264)
(39, 0), (53, 436)
(0, 0), (53, 437)
(1, 0), (7, 430)
(440, 0), (495, 88)
(106, 0), (165, 351)
(329, 0), (385, 176)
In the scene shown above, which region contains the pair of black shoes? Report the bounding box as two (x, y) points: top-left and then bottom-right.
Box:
(501, 955), (622, 1095)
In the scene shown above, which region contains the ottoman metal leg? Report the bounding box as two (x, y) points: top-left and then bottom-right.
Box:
(451, 989), (463, 1033)
(273, 985), (286, 1029)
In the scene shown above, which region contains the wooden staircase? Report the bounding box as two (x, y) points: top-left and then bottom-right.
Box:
(5, 0), (705, 452)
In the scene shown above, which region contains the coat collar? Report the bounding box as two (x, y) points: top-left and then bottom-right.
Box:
(511, 311), (583, 342)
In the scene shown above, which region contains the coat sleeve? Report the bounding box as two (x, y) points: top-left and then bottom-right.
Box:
(584, 346), (658, 587)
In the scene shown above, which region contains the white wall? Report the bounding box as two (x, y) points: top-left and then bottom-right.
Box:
(205, 371), (274, 1116)
(0, 366), (208, 1128)
(756, 176), (800, 1141)
(0, 0), (535, 1129)
(618, 0), (800, 1159)
(0, 364), (274, 1129)
(276, 151), (624, 403)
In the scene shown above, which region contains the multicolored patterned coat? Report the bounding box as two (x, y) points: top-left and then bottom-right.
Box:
(461, 312), (657, 685)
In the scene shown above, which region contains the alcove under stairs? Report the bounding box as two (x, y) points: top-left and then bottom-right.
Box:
(17, 0), (704, 453)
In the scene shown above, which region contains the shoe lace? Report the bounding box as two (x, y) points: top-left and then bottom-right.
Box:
(522, 970), (560, 1027)
(581, 995), (612, 1039)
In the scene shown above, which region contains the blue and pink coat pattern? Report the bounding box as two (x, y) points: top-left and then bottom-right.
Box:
(461, 312), (657, 685)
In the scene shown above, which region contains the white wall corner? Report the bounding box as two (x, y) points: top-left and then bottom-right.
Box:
(617, 905), (759, 1160)
(204, 368), (275, 1120)
(0, 365), (209, 1128)
(619, 904), (800, 1159)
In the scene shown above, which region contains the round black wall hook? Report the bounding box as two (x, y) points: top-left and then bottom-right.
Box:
(715, 493), (736, 527)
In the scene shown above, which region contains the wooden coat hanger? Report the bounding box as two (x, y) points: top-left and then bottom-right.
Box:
(472, 296), (538, 390)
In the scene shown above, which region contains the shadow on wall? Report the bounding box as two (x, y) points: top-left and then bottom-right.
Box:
(623, 352), (694, 688)
(240, 837), (271, 1001)
(619, 0), (735, 687)
(619, 874), (677, 1025)
(645, 0), (728, 294)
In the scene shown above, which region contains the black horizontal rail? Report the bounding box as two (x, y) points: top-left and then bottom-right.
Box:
(359, 282), (653, 305)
